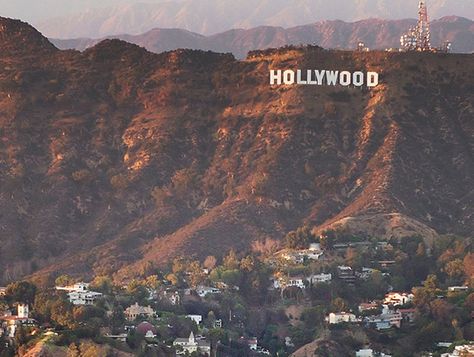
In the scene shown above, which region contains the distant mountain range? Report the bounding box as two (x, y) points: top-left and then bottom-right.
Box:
(37, 0), (474, 39)
(51, 16), (474, 58)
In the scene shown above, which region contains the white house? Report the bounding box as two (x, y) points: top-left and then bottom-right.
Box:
(356, 349), (392, 357)
(174, 332), (211, 356)
(383, 292), (414, 306)
(186, 314), (203, 325)
(287, 277), (306, 289)
(124, 303), (156, 321)
(56, 282), (89, 293)
(364, 306), (402, 330)
(68, 290), (103, 305)
(307, 273), (332, 284)
(56, 282), (103, 305)
(448, 286), (469, 292)
(327, 312), (358, 324)
(196, 286), (221, 298)
(0, 304), (37, 337)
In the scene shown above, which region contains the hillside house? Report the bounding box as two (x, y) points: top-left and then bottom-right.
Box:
(125, 303), (156, 321)
(307, 273), (332, 285)
(383, 292), (414, 306)
(56, 282), (103, 305)
(327, 312), (358, 324)
(338, 266), (356, 284)
(196, 286), (221, 298)
(359, 302), (380, 313)
(0, 304), (37, 338)
(364, 306), (402, 330)
(174, 332), (211, 356)
(186, 314), (203, 325)
(356, 349), (392, 357)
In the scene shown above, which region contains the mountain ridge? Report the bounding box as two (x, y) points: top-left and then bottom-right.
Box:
(36, 0), (474, 38)
(51, 16), (474, 58)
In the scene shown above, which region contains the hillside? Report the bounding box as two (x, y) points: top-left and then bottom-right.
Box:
(0, 17), (473, 284)
(36, 0), (474, 38)
(51, 17), (474, 58)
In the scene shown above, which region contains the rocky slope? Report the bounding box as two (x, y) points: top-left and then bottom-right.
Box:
(37, 0), (474, 38)
(51, 17), (474, 58)
(0, 17), (473, 284)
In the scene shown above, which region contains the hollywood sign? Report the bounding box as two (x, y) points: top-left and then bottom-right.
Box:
(270, 69), (379, 88)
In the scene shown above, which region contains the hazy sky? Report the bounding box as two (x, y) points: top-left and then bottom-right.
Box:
(0, 0), (174, 22)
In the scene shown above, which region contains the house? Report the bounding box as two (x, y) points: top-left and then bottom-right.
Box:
(398, 308), (417, 323)
(364, 306), (402, 330)
(68, 290), (103, 305)
(196, 286), (221, 298)
(214, 319), (222, 328)
(383, 292), (414, 306)
(287, 277), (306, 289)
(307, 273), (332, 285)
(357, 268), (377, 280)
(124, 303), (156, 321)
(247, 337), (258, 350)
(56, 282), (89, 293)
(326, 312), (358, 324)
(358, 302), (379, 313)
(186, 315), (203, 325)
(440, 343), (474, 357)
(105, 333), (128, 342)
(136, 321), (157, 338)
(174, 332), (211, 356)
(338, 266), (356, 284)
(448, 286), (469, 292)
(161, 289), (181, 306)
(356, 349), (392, 357)
(56, 282), (103, 305)
(0, 304), (37, 338)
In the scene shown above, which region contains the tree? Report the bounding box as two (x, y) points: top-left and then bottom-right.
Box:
(240, 255), (255, 273)
(172, 257), (187, 275)
(166, 273), (179, 286)
(203, 255), (217, 271)
(444, 259), (465, 283)
(67, 343), (80, 357)
(144, 275), (161, 290)
(464, 253), (474, 279)
(127, 280), (149, 303)
(331, 297), (349, 312)
(320, 230), (336, 250)
(5, 281), (37, 305)
(51, 298), (75, 328)
(284, 226), (315, 250)
(14, 325), (28, 347)
(55, 275), (75, 287)
(188, 261), (206, 288)
(251, 238), (280, 257)
(223, 249), (239, 270)
(91, 275), (113, 295)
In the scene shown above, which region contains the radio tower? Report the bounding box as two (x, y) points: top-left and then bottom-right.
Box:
(400, 0), (432, 51)
(416, 0), (431, 51)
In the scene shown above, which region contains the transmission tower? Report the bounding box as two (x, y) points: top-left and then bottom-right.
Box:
(400, 0), (432, 51)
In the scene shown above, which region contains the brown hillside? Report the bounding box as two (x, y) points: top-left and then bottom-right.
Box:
(0, 17), (472, 284)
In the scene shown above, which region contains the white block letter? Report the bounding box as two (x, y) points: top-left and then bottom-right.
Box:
(270, 70), (282, 85)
